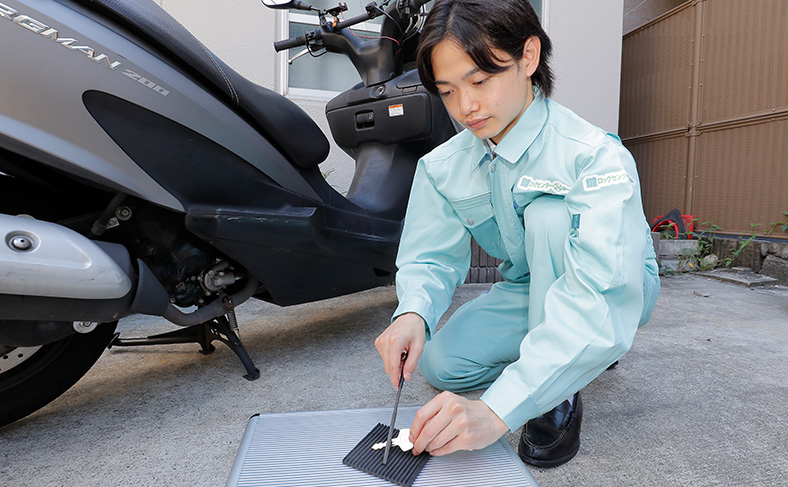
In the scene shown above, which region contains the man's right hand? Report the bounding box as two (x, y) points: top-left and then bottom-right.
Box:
(374, 312), (426, 388)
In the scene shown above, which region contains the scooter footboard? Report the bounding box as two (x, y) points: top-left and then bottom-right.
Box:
(185, 206), (400, 306)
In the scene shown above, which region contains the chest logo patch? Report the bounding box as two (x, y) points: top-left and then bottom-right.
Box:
(516, 175), (570, 195)
(582, 170), (635, 192)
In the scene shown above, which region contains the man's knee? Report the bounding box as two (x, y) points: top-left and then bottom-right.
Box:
(523, 195), (570, 234)
(523, 195), (571, 243)
(419, 345), (471, 392)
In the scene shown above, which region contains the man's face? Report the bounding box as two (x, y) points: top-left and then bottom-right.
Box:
(431, 39), (537, 144)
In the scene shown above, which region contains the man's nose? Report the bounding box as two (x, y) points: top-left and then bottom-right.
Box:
(458, 90), (477, 115)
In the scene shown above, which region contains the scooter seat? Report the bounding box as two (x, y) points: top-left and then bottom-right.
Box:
(74, 0), (329, 169)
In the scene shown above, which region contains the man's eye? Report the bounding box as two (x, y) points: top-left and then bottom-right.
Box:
(473, 78), (489, 86)
(439, 89), (454, 97)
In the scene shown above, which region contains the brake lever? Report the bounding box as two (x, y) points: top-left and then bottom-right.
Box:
(288, 48), (310, 64)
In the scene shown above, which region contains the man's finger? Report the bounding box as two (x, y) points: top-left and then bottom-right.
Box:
(422, 422), (459, 455)
(402, 342), (422, 381)
(388, 346), (405, 387)
(409, 397), (440, 443)
(381, 333), (401, 385)
(409, 392), (454, 454)
(425, 438), (463, 457)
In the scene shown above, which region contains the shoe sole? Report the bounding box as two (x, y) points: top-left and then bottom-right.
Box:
(518, 441), (580, 469)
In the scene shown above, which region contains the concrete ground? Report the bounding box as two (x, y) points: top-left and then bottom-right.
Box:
(1, 274), (787, 487)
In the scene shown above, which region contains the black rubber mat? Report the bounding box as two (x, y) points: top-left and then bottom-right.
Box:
(342, 423), (430, 487)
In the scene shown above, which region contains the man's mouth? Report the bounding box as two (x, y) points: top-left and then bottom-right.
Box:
(465, 117), (489, 130)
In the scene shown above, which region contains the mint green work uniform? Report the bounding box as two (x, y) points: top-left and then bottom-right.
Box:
(392, 88), (661, 432)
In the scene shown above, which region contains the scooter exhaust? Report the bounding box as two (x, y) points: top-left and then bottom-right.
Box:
(1, 213), (259, 340)
(0, 213), (138, 322)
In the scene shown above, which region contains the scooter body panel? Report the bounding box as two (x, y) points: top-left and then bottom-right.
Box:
(0, 0), (320, 211)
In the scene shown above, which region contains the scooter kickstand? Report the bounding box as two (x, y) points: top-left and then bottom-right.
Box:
(209, 315), (260, 381)
(109, 315), (260, 381)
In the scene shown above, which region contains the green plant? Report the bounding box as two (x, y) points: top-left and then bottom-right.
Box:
(676, 247), (699, 272)
(658, 264), (675, 276)
(720, 234), (755, 268)
(685, 220), (755, 270)
(764, 211), (788, 235)
(694, 221), (721, 269)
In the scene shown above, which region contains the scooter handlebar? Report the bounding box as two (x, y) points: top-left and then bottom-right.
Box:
(333, 10), (376, 31)
(273, 7), (377, 52)
(274, 34), (308, 51)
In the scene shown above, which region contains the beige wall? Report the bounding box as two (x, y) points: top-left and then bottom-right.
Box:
(157, 0), (628, 191)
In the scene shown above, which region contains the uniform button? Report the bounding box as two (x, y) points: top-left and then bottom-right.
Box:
(466, 218), (474, 225)
(491, 164), (496, 172)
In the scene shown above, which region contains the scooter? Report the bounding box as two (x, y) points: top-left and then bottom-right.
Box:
(0, 0), (453, 427)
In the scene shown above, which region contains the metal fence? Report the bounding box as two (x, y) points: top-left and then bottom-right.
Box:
(620, 0), (788, 238)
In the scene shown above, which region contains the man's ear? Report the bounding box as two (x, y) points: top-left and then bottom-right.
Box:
(522, 36), (541, 77)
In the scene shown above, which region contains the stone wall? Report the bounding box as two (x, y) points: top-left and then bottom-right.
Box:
(710, 237), (788, 286)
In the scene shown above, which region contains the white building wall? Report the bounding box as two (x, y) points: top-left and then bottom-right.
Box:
(157, 0), (625, 191)
(545, 0), (625, 133)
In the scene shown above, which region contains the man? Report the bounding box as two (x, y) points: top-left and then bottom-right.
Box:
(375, 0), (660, 468)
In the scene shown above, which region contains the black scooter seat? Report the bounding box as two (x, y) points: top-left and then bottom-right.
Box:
(73, 0), (329, 169)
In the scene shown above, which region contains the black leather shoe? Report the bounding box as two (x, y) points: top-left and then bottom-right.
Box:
(518, 392), (582, 468)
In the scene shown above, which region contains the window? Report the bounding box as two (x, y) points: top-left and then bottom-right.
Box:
(529, 0), (543, 18)
(276, 0), (547, 98)
(275, 1), (384, 99)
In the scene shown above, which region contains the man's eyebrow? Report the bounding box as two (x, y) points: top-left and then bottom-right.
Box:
(461, 67), (482, 80)
(435, 64), (514, 85)
(435, 67), (482, 86)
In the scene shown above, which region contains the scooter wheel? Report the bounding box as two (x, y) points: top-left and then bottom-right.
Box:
(0, 321), (117, 428)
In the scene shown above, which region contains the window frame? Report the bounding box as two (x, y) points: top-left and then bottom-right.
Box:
(274, 10), (383, 100)
(274, 2), (549, 100)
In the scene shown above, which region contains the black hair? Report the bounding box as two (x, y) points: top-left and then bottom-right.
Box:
(417, 0), (554, 98)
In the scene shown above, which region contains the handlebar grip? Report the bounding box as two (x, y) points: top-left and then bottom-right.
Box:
(274, 34), (307, 52)
(333, 11), (375, 31)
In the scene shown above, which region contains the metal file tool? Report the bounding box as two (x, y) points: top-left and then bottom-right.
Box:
(383, 351), (407, 465)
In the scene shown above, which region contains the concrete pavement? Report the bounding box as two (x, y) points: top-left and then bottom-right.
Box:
(1, 274), (787, 486)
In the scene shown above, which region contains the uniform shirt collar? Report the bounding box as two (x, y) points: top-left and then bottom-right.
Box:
(495, 87), (548, 163)
(470, 87), (548, 172)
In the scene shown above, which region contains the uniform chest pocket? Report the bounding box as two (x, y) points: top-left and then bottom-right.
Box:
(451, 193), (504, 257)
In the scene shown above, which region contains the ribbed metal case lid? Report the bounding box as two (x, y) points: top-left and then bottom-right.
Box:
(226, 406), (539, 487)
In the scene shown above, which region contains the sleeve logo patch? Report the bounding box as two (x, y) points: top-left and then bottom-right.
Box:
(582, 170), (635, 192)
(516, 175), (570, 195)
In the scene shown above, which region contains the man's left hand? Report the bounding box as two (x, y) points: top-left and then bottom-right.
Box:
(409, 391), (509, 456)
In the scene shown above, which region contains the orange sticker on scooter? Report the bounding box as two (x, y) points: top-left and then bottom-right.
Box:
(388, 104), (404, 117)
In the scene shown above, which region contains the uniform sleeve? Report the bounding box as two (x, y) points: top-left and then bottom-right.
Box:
(392, 158), (472, 339)
(481, 139), (650, 431)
